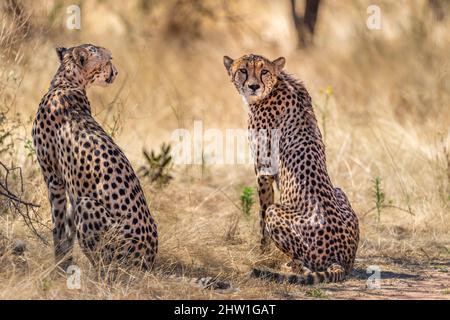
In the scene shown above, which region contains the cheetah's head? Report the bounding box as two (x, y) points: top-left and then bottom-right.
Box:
(223, 54), (285, 105)
(56, 44), (118, 88)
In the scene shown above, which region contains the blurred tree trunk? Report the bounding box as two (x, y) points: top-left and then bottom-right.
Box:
(290, 0), (321, 48)
(428, 0), (446, 21)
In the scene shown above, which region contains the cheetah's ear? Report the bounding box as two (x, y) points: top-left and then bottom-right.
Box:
(272, 57), (286, 72)
(72, 46), (89, 68)
(56, 47), (68, 62)
(223, 56), (234, 75)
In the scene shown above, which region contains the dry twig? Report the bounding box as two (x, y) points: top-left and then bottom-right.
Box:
(0, 160), (48, 245)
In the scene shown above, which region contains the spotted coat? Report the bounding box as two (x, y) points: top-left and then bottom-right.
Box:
(224, 54), (359, 284)
(32, 44), (157, 270)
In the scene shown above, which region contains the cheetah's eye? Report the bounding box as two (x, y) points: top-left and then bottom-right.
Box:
(261, 69), (269, 75)
(238, 68), (247, 74)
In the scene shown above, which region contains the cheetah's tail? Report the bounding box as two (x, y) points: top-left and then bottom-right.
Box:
(189, 276), (232, 290)
(168, 275), (233, 291)
(250, 265), (345, 285)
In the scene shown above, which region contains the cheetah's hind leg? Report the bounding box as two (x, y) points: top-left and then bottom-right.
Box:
(73, 197), (118, 274)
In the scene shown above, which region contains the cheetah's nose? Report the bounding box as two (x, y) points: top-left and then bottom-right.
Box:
(248, 84), (260, 91)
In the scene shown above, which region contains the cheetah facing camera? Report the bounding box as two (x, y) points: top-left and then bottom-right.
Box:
(32, 44), (157, 271)
(224, 54), (360, 285)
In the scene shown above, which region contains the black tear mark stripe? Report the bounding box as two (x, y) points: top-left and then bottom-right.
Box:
(259, 72), (267, 93)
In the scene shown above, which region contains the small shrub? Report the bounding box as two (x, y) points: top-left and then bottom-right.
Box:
(138, 143), (173, 187)
(305, 287), (328, 299)
(364, 176), (414, 225)
(372, 176), (385, 224)
(240, 186), (254, 217)
(24, 138), (36, 160)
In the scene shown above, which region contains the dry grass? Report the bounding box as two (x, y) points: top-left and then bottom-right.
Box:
(0, 0), (449, 299)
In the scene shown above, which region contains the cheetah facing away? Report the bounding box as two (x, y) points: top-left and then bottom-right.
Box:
(224, 54), (360, 284)
(32, 44), (157, 271)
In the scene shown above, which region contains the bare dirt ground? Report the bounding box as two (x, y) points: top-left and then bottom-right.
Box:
(180, 256), (450, 300)
(325, 257), (450, 300)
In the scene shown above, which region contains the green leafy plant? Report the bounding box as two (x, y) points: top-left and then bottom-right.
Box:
(24, 138), (36, 159)
(373, 176), (385, 224)
(363, 176), (415, 225)
(305, 287), (328, 299)
(41, 278), (52, 292)
(240, 186), (254, 217)
(138, 143), (173, 187)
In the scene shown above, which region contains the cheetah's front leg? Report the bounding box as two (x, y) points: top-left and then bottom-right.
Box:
(47, 175), (75, 270)
(257, 174), (275, 251)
